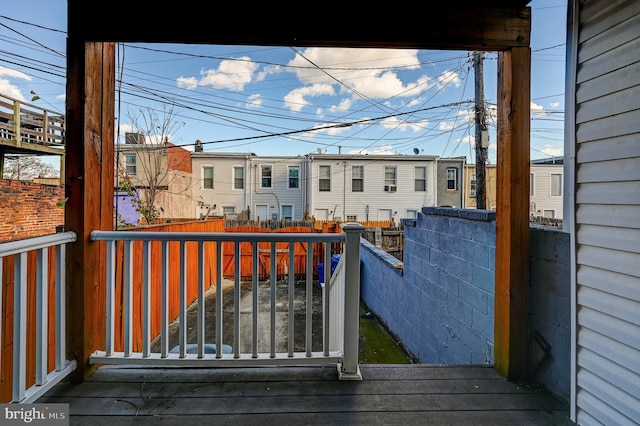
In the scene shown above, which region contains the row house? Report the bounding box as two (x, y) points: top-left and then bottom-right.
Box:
(190, 152), (465, 222)
(464, 157), (564, 219)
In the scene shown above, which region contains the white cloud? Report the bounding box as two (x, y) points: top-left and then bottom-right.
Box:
(177, 56), (260, 91)
(0, 66), (31, 101)
(531, 101), (549, 116)
(349, 144), (395, 155)
(379, 116), (428, 132)
(550, 101), (560, 108)
(247, 94), (263, 109)
(541, 145), (563, 157)
(284, 84), (335, 112)
(439, 121), (454, 131)
(283, 48), (461, 114)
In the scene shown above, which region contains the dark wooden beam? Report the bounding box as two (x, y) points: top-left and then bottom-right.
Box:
(65, 40), (115, 381)
(68, 4), (530, 51)
(495, 47), (531, 380)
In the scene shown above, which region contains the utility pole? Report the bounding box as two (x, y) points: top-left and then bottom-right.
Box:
(474, 52), (488, 210)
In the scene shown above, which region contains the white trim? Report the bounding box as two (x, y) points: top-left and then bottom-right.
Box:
(566, 0), (579, 421)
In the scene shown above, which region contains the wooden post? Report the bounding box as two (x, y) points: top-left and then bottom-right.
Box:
(65, 40), (115, 381)
(495, 47), (531, 380)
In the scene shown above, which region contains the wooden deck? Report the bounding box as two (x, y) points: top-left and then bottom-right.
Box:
(37, 364), (574, 425)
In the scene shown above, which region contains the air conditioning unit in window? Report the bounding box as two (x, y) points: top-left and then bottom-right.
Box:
(384, 185), (397, 192)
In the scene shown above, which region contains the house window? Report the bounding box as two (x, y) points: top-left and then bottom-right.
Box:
(351, 165), (364, 192)
(125, 155), (136, 176)
(446, 168), (458, 190)
(470, 172), (476, 196)
(415, 167), (426, 191)
(319, 165), (331, 192)
(233, 166), (244, 190)
(530, 173), (535, 196)
(203, 166), (213, 189)
(261, 165), (272, 188)
(550, 173), (562, 196)
(288, 166), (299, 189)
(222, 206), (235, 217)
(384, 166), (397, 186)
(406, 209), (417, 219)
(346, 214), (357, 221)
(282, 205), (293, 221)
(543, 209), (555, 218)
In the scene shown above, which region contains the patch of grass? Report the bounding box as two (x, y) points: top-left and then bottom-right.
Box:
(358, 302), (412, 364)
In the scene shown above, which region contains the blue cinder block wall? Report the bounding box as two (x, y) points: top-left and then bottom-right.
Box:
(360, 206), (571, 403)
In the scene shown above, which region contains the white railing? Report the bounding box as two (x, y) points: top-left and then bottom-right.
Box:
(89, 223), (364, 379)
(0, 232), (77, 403)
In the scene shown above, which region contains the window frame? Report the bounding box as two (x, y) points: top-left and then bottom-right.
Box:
(550, 173), (562, 196)
(414, 166), (426, 192)
(125, 154), (137, 176)
(261, 165), (272, 188)
(319, 165), (331, 192)
(202, 165), (214, 189)
(351, 165), (364, 192)
(446, 167), (458, 191)
(233, 166), (245, 190)
(288, 165), (300, 189)
(384, 166), (397, 188)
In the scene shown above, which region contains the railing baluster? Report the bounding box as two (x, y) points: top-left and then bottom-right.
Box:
(270, 242), (276, 358)
(13, 252), (27, 402)
(215, 241), (223, 359)
(123, 240), (133, 357)
(288, 242), (295, 357)
(197, 241), (205, 358)
(161, 241), (169, 357)
(105, 240), (115, 356)
(142, 241), (151, 357)
(55, 243), (66, 370)
(233, 242), (240, 358)
(252, 241), (258, 358)
(305, 242), (313, 357)
(35, 248), (48, 385)
(179, 241), (187, 358)
(323, 243), (331, 357)
(340, 223), (364, 379)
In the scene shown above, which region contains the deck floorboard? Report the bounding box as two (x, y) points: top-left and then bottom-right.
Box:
(37, 364), (574, 425)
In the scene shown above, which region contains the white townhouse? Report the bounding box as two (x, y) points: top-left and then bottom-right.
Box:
(529, 158), (564, 219)
(191, 152), (255, 219)
(306, 154), (439, 222)
(191, 152), (308, 221)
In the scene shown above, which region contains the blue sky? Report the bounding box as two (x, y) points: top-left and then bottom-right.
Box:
(0, 0), (567, 171)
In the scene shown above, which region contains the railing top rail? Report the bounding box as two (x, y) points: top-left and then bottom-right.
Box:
(90, 230), (346, 243)
(0, 231), (77, 257)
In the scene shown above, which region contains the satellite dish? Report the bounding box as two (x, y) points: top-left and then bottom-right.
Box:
(413, 148), (420, 155)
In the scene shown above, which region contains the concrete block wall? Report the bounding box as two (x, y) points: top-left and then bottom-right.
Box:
(360, 207), (571, 402)
(529, 226), (571, 403)
(0, 179), (65, 241)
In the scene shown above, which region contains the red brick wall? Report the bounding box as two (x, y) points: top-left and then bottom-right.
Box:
(0, 179), (65, 242)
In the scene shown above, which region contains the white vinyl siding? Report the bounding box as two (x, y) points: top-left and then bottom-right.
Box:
(571, 1), (640, 424)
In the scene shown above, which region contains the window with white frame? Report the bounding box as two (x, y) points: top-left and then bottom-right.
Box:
(470, 172), (477, 196)
(530, 173), (535, 196)
(282, 205), (293, 221)
(233, 166), (244, 190)
(222, 206), (235, 217)
(384, 166), (397, 188)
(261, 165), (272, 188)
(351, 165), (364, 192)
(203, 166), (214, 189)
(550, 173), (562, 196)
(446, 168), (458, 190)
(406, 209), (417, 218)
(288, 166), (299, 189)
(346, 214), (358, 221)
(415, 166), (426, 191)
(125, 155), (136, 176)
(319, 165), (331, 191)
